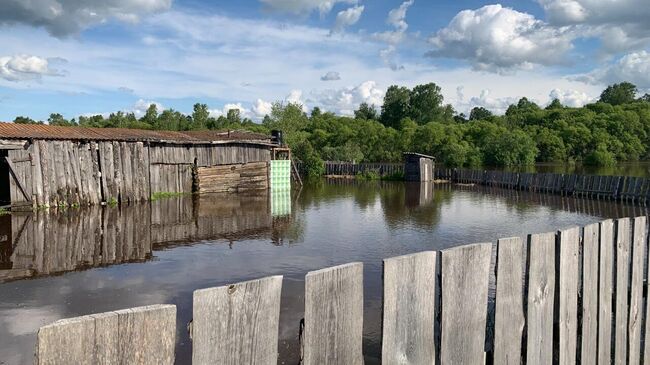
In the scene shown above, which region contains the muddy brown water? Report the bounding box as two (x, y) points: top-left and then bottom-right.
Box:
(0, 180), (648, 365)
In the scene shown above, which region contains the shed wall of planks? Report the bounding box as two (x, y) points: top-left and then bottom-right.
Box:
(3, 140), (272, 208)
(34, 215), (650, 365)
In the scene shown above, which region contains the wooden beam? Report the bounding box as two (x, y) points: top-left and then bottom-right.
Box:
(5, 156), (31, 202)
(0, 139), (28, 150)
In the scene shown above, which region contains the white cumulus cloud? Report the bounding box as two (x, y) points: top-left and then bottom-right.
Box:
(331, 5), (364, 33)
(548, 88), (594, 107)
(252, 98), (273, 117)
(572, 51), (650, 90)
(309, 80), (385, 115)
(132, 99), (164, 117)
(455, 89), (519, 115)
(0, 0), (172, 37)
(428, 5), (574, 73)
(259, 0), (357, 15)
(0, 54), (62, 82)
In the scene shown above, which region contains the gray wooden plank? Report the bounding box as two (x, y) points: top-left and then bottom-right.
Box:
(382, 251), (437, 365)
(614, 218), (630, 365)
(558, 227), (580, 365)
(192, 275), (283, 365)
(493, 237), (525, 365)
(37, 304), (176, 365)
(440, 242), (491, 365)
(303, 262), (364, 365)
(598, 219), (614, 365)
(581, 223), (599, 365)
(526, 232), (556, 365)
(628, 216), (647, 365)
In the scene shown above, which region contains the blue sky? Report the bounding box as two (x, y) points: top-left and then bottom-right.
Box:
(1, 0), (649, 121)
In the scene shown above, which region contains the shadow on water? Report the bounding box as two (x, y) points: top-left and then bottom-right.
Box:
(0, 181), (648, 365)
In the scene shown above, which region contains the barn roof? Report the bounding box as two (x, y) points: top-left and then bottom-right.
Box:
(0, 122), (274, 145)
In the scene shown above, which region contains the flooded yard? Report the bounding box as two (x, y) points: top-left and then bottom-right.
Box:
(0, 180), (648, 365)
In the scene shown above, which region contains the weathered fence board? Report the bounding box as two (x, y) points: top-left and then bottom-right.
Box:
(493, 237), (525, 365)
(303, 262), (364, 365)
(526, 232), (556, 365)
(557, 227), (580, 365)
(382, 251), (437, 365)
(440, 243), (491, 365)
(192, 276), (283, 365)
(581, 223), (599, 365)
(614, 218), (630, 365)
(598, 220), (615, 365)
(628, 216), (647, 365)
(36, 304), (176, 365)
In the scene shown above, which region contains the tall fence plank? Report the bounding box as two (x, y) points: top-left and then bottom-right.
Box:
(526, 232), (556, 365)
(382, 251), (437, 365)
(557, 227), (580, 365)
(303, 262), (364, 365)
(192, 276), (283, 365)
(598, 220), (615, 365)
(581, 223), (600, 365)
(493, 237), (525, 365)
(628, 217), (647, 365)
(614, 218), (630, 365)
(36, 304), (176, 365)
(440, 243), (491, 365)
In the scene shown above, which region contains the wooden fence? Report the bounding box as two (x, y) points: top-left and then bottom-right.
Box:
(35, 215), (650, 364)
(454, 169), (650, 203)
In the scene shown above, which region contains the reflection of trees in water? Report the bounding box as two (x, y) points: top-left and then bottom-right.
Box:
(296, 179), (453, 231)
(380, 182), (453, 230)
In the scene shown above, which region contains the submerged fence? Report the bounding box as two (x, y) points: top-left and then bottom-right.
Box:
(35, 215), (650, 364)
(446, 169), (650, 203)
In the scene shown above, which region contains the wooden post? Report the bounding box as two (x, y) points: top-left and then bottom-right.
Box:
(598, 220), (615, 365)
(557, 227), (580, 365)
(440, 243), (491, 365)
(302, 263), (364, 365)
(614, 218), (631, 365)
(526, 232), (556, 365)
(493, 237), (525, 365)
(36, 304), (176, 365)
(628, 216), (646, 365)
(581, 223), (599, 365)
(192, 276), (283, 365)
(382, 251), (437, 365)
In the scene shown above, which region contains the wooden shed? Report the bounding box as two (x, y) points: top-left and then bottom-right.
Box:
(403, 152), (435, 182)
(0, 123), (282, 210)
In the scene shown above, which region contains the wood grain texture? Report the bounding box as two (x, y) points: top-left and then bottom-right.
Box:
(192, 275), (283, 365)
(598, 220), (614, 365)
(628, 216), (647, 365)
(303, 262), (364, 365)
(581, 223), (599, 365)
(526, 232), (556, 365)
(614, 218), (630, 365)
(557, 227), (580, 365)
(440, 242), (491, 365)
(493, 237), (525, 365)
(382, 251), (437, 365)
(36, 304), (176, 365)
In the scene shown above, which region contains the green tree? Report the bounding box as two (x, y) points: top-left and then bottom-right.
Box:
(141, 104), (159, 128)
(545, 98), (563, 110)
(13, 116), (41, 124)
(469, 107), (493, 121)
(409, 83), (446, 124)
(48, 113), (76, 126)
(191, 103), (210, 130)
(599, 82), (638, 105)
(226, 109), (242, 125)
(380, 85), (411, 129)
(354, 102), (378, 120)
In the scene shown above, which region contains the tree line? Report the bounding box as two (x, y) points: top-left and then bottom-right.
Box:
(13, 81), (650, 177)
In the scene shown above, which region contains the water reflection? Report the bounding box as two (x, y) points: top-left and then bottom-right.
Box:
(1, 181), (649, 365)
(0, 191), (297, 283)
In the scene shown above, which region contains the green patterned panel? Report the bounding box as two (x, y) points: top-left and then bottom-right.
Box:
(271, 188), (291, 217)
(270, 160), (291, 191)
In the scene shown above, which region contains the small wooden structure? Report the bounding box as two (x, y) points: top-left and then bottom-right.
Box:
(403, 152), (435, 182)
(0, 123), (282, 209)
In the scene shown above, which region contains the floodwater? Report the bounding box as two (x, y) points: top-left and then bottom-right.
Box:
(499, 161), (650, 177)
(0, 180), (648, 365)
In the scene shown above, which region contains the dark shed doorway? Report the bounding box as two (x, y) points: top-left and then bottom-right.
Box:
(0, 150), (9, 206)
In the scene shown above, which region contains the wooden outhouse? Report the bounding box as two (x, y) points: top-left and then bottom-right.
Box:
(403, 152), (435, 182)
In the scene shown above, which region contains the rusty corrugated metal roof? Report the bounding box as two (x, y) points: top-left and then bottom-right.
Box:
(0, 122), (272, 144)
